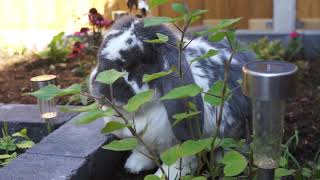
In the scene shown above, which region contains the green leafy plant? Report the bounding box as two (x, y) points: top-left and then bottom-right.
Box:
(0, 122), (34, 167)
(249, 37), (285, 60)
(36, 32), (72, 63)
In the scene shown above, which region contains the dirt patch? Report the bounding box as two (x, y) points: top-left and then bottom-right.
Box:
(0, 56), (96, 104)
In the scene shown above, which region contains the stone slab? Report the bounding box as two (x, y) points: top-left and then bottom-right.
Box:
(0, 153), (88, 180)
(0, 111), (127, 180)
(27, 113), (112, 158)
(0, 104), (77, 124)
(0, 104), (78, 142)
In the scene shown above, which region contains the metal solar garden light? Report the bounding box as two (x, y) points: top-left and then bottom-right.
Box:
(30, 75), (58, 133)
(242, 61), (298, 179)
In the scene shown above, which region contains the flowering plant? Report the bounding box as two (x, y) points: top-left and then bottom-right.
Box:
(286, 31), (303, 61)
(88, 8), (113, 33)
(67, 8), (113, 60)
(67, 41), (86, 59)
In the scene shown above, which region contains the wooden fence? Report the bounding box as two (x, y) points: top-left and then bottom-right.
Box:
(150, 0), (320, 29)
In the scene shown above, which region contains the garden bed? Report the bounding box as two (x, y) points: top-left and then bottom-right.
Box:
(0, 53), (319, 163)
(0, 55), (96, 104)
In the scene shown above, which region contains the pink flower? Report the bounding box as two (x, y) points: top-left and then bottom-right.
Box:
(74, 32), (84, 36)
(290, 31), (300, 39)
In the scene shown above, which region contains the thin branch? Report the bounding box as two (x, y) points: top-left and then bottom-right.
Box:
(178, 18), (192, 77)
(182, 36), (197, 51)
(166, 42), (178, 49)
(173, 23), (183, 33)
(209, 32), (237, 179)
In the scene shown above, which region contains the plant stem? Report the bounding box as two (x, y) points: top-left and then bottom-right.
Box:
(46, 121), (52, 134)
(209, 34), (237, 179)
(177, 18), (191, 78)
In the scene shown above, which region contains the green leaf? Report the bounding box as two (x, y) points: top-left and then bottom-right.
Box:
(172, 3), (187, 14)
(144, 33), (169, 44)
(144, 175), (161, 180)
(226, 30), (236, 48)
(161, 84), (202, 100)
(190, 16), (201, 24)
(187, 101), (198, 111)
(149, 0), (168, 9)
(275, 168), (295, 178)
(75, 109), (115, 125)
(222, 150), (248, 176)
(144, 17), (174, 27)
(204, 81), (232, 106)
(96, 69), (126, 85)
(60, 103), (99, 112)
(102, 138), (137, 151)
(190, 9), (208, 17)
(302, 168), (312, 178)
(279, 157), (288, 167)
(101, 121), (130, 134)
(16, 140), (34, 149)
(123, 90), (154, 112)
(0, 154), (11, 160)
(12, 128), (28, 139)
(190, 49), (218, 63)
(180, 138), (213, 157)
(192, 177), (207, 180)
(26, 84), (61, 100)
(181, 175), (194, 180)
(160, 145), (181, 166)
(26, 84), (81, 100)
(61, 84), (82, 96)
(209, 32), (225, 42)
(143, 68), (175, 82)
(214, 18), (242, 30)
(172, 111), (201, 127)
(219, 138), (238, 149)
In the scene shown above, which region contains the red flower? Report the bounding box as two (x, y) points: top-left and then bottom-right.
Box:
(74, 42), (86, 49)
(290, 31), (300, 39)
(67, 42), (86, 59)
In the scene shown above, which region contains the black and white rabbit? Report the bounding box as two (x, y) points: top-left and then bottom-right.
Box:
(90, 16), (255, 178)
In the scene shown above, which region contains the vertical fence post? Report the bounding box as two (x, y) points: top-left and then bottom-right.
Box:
(273, 0), (296, 32)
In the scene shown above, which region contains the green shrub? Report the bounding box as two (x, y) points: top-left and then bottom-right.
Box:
(249, 37), (285, 60)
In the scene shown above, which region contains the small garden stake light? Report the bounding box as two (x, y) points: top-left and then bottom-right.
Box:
(242, 61), (298, 179)
(30, 75), (57, 133)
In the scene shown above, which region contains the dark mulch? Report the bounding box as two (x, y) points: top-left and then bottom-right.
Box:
(284, 60), (320, 162)
(0, 56), (96, 104)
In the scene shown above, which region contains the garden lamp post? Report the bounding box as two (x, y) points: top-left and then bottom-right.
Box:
(30, 75), (57, 133)
(242, 61), (298, 180)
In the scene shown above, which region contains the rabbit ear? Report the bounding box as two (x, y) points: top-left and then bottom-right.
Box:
(153, 43), (205, 141)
